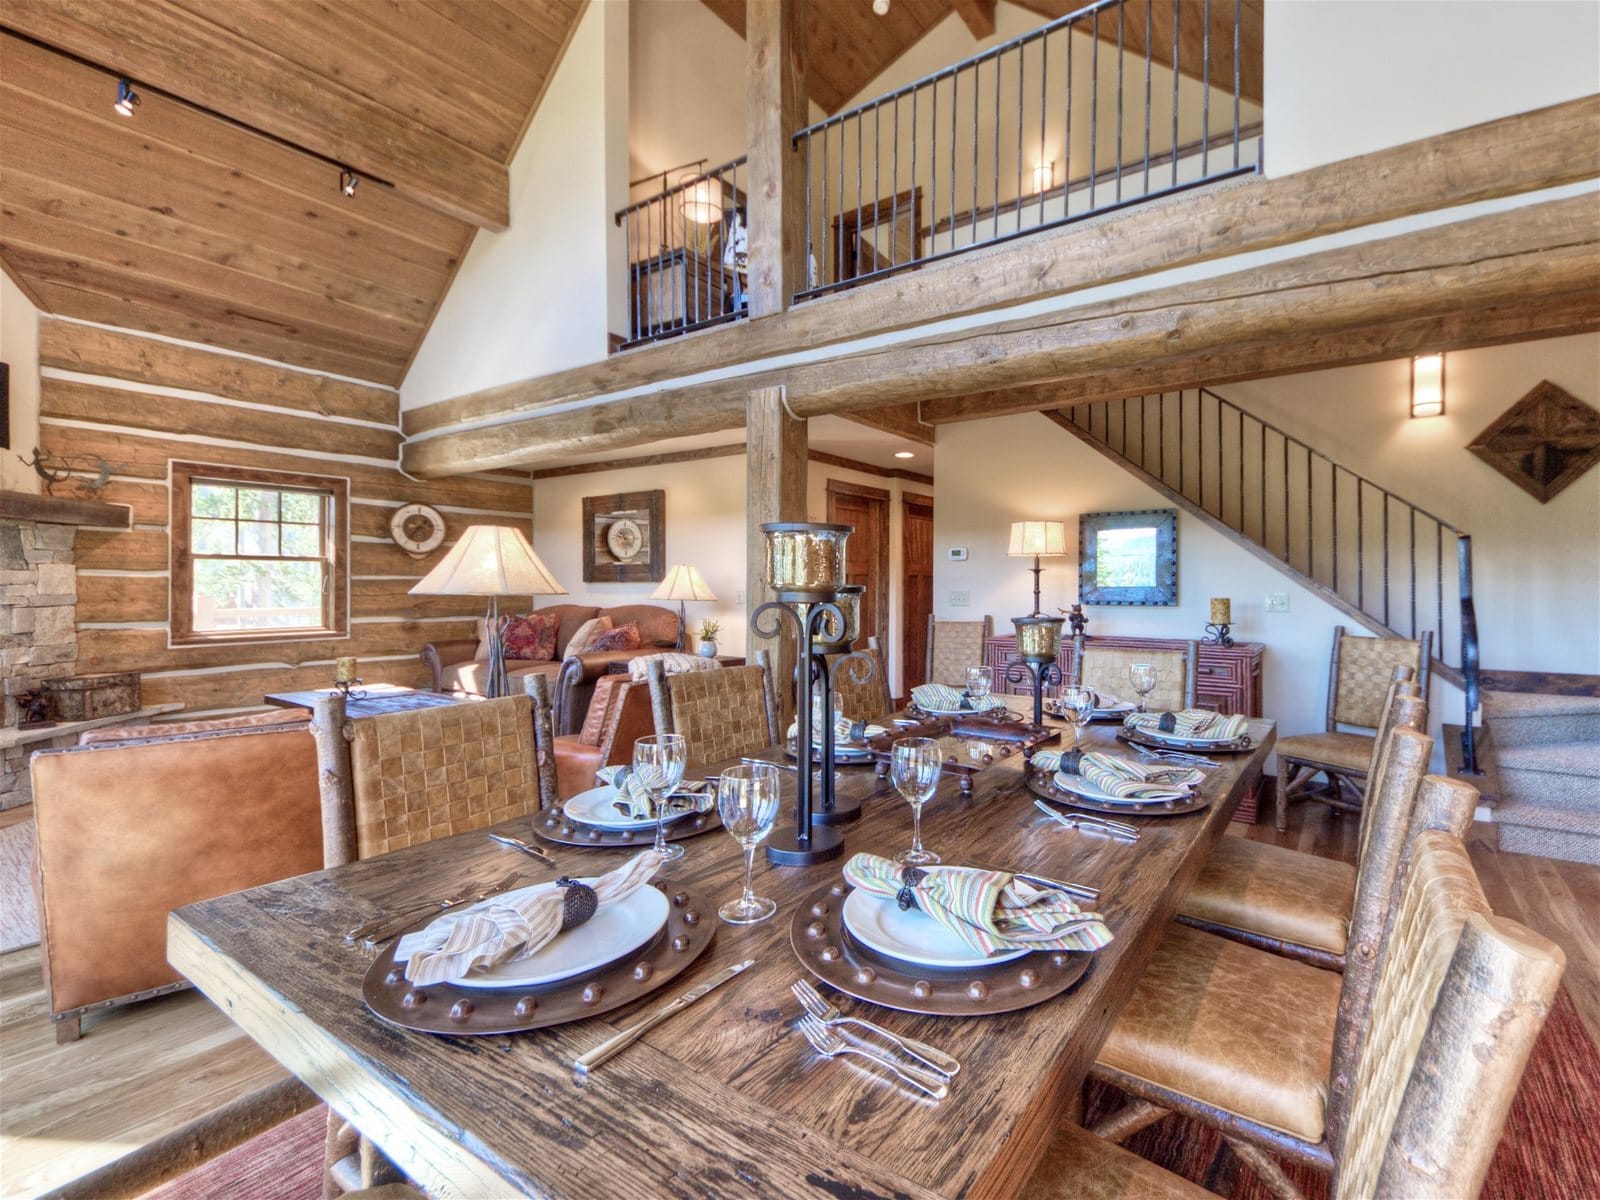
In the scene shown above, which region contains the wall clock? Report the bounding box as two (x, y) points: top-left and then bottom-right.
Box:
(390, 503), (446, 556)
(605, 517), (644, 562)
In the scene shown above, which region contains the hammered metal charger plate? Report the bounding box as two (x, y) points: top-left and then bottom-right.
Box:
(1118, 727), (1254, 754)
(789, 882), (1092, 1017)
(1025, 764), (1212, 817)
(363, 884), (716, 1035)
(531, 807), (722, 848)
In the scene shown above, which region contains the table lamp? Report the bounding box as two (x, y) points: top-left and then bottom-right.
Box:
(651, 563), (718, 651)
(1008, 520), (1068, 616)
(409, 525), (567, 698)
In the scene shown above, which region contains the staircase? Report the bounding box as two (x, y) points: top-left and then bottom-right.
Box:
(1480, 689), (1600, 865)
(1047, 388), (1482, 770)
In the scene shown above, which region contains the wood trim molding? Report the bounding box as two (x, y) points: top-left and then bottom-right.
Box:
(529, 442), (746, 480)
(809, 450), (934, 485)
(903, 491), (934, 508)
(824, 477), (892, 502)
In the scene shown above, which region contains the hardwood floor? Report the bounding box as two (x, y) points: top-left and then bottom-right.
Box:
(1232, 800), (1600, 1048)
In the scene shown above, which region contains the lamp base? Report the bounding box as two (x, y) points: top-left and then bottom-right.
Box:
(812, 789), (861, 824)
(766, 820), (844, 866)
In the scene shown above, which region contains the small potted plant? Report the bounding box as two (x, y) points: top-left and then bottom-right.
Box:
(697, 619), (720, 658)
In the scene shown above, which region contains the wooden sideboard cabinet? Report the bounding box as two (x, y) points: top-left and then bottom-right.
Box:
(984, 633), (1267, 821)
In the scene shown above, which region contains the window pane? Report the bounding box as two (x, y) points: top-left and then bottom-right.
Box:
(237, 489), (280, 521)
(239, 521), (279, 555)
(192, 484), (236, 519)
(281, 492), (321, 524)
(281, 524), (321, 556)
(191, 518), (236, 555)
(193, 559), (324, 630)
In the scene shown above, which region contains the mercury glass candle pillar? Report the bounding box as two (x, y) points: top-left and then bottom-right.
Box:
(1007, 615), (1065, 726)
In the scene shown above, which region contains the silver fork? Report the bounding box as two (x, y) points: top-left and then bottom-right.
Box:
(349, 869), (523, 946)
(1131, 743), (1219, 768)
(1033, 800), (1141, 842)
(796, 1015), (949, 1100)
(791, 979), (960, 1077)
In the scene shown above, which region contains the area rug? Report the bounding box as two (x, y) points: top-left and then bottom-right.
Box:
(139, 1105), (326, 1200)
(1086, 986), (1600, 1199)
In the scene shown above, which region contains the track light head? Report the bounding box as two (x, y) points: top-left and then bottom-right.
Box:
(114, 78), (141, 117)
(339, 167), (359, 197)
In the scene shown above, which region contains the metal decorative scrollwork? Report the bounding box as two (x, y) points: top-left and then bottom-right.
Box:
(1007, 659), (1064, 728)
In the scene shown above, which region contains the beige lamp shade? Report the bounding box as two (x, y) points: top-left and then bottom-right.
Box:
(1008, 520), (1068, 558)
(408, 525), (566, 598)
(651, 563), (717, 603)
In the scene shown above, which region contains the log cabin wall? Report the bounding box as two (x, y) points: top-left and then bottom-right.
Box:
(34, 318), (533, 718)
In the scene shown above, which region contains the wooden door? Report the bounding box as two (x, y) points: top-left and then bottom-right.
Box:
(902, 492), (934, 694)
(825, 481), (890, 653)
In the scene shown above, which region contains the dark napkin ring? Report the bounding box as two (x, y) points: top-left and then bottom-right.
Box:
(557, 877), (599, 931)
(896, 865), (929, 911)
(1157, 711), (1178, 733)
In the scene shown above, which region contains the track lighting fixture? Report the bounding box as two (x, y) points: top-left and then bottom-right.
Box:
(114, 78), (140, 117)
(339, 167), (359, 197)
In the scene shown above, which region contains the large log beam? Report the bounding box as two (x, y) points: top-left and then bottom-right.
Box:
(745, 0), (808, 317)
(1, 0), (510, 231)
(403, 193), (1600, 475)
(400, 96), (1598, 439)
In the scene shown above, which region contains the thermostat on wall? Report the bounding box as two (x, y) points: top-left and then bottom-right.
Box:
(947, 547), (968, 561)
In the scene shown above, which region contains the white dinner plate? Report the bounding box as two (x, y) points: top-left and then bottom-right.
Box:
(841, 887), (1030, 968)
(917, 700), (1005, 718)
(1127, 728), (1239, 748)
(563, 785), (698, 831)
(787, 740), (876, 763)
(441, 878), (671, 990)
(1053, 770), (1193, 806)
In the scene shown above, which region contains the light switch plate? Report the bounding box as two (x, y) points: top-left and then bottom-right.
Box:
(1265, 592), (1290, 613)
(949, 590), (971, 607)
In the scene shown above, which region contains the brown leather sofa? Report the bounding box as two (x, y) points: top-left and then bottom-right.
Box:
(30, 719), (324, 1042)
(421, 602), (681, 735)
(553, 673), (656, 799)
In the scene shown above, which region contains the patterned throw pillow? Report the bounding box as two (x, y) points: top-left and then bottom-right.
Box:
(587, 622), (642, 653)
(562, 615), (614, 659)
(499, 611), (562, 661)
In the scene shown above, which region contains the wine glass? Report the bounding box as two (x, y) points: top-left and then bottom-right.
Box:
(966, 665), (992, 707)
(890, 737), (943, 865)
(632, 734), (687, 863)
(716, 763), (781, 924)
(1059, 685), (1096, 745)
(1128, 663), (1159, 712)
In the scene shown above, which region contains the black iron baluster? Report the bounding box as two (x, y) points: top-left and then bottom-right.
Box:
(1115, 0), (1124, 203)
(804, 132), (813, 297)
(873, 101), (882, 269)
(1237, 406), (1245, 535)
(1179, 389), (1186, 499)
(972, 58), (981, 248)
(1332, 465), (1339, 597)
(838, 121), (846, 284)
(1143, 0), (1153, 196)
(1170, 0), (1180, 188)
(1357, 478), (1365, 613)
(1436, 530), (1444, 657)
(1233, 0), (1242, 168)
(821, 123), (830, 287)
(1158, 392), (1166, 484)
(892, 95), (901, 265)
(1063, 17), (1073, 221)
(930, 76), (937, 259)
(1409, 509), (1417, 639)
(993, 49), (1002, 240)
(1039, 34), (1048, 226)
(1015, 43), (1025, 234)
(690, 177), (701, 335)
(951, 68), (959, 252)
(1281, 432), (1289, 562)
(1089, 10), (1099, 211)
(1202, 0), (1211, 179)
(856, 110), (864, 280)
(910, 91), (919, 268)
(1383, 493), (1391, 629)
(1305, 446), (1312, 579)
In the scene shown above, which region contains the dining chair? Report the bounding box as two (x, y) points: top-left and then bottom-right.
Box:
(1275, 628), (1431, 830)
(1075, 638), (1197, 712)
(827, 637), (894, 722)
(926, 615), (994, 687)
(644, 654), (779, 768)
(1174, 674), (1424, 970)
(1026, 827), (1564, 1200)
(549, 672), (655, 800)
(1085, 745), (1505, 1198)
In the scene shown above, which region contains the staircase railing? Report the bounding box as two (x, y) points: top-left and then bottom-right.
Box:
(1058, 388), (1481, 769)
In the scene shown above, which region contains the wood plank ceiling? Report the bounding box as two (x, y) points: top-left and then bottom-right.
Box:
(0, 0), (585, 387)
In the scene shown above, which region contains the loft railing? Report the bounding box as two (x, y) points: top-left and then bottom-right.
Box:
(614, 156), (748, 348)
(791, 0), (1260, 301)
(1062, 389), (1481, 770)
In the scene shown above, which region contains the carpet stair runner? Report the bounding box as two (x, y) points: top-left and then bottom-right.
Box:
(1483, 692), (1600, 866)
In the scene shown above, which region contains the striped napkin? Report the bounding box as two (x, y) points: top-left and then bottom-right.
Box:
(842, 853), (1113, 956)
(1035, 749), (1202, 800)
(787, 712), (888, 746)
(396, 850), (664, 986)
(594, 766), (713, 820)
(1123, 709), (1250, 742)
(911, 683), (1004, 713)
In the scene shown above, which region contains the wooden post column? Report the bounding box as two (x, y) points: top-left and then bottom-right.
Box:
(747, 385), (807, 722)
(745, 0), (808, 318)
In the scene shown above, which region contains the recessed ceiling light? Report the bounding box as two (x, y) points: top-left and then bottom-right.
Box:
(894, 451), (915, 459)
(114, 79), (140, 117)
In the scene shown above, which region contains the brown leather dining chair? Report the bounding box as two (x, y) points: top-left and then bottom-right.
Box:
(550, 672), (655, 800)
(644, 655), (778, 768)
(1023, 826), (1565, 1200)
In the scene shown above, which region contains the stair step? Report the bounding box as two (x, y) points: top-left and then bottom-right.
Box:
(1482, 691), (1600, 749)
(1495, 801), (1600, 865)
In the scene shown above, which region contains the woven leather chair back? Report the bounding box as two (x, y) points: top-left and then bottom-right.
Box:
(348, 695), (538, 859)
(1077, 643), (1196, 712)
(1329, 629), (1431, 729)
(652, 664), (777, 768)
(827, 645), (892, 722)
(927, 617), (992, 688)
(1335, 830), (1563, 1200)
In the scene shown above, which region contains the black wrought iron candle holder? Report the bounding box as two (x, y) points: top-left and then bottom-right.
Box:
(332, 678), (367, 701)
(808, 648), (876, 825)
(1005, 659), (1063, 727)
(1202, 622), (1235, 647)
(1010, 613), (1067, 726)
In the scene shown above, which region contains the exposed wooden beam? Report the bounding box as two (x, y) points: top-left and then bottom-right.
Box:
(950, 0), (996, 40)
(0, 0), (510, 230)
(401, 96), (1600, 439)
(529, 442), (747, 480)
(402, 194), (1598, 475)
(745, 0), (809, 317)
(841, 402), (935, 445)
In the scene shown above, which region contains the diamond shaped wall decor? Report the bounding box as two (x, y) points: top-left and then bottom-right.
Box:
(1466, 380), (1600, 503)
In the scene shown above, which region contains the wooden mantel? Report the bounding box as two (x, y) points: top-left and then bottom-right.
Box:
(0, 489), (132, 529)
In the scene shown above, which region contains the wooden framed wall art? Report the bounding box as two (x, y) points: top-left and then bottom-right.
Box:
(583, 490), (664, 583)
(1079, 508), (1179, 606)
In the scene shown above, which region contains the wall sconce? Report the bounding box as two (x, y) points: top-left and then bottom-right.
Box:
(1410, 353), (1445, 418)
(1032, 161), (1056, 193)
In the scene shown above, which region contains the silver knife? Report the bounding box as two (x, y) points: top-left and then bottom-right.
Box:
(573, 959), (755, 1077)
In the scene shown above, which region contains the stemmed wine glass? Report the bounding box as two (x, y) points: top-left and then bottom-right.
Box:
(966, 665), (992, 707)
(1058, 685), (1096, 745)
(1128, 663), (1159, 712)
(632, 733), (687, 863)
(890, 737), (943, 865)
(716, 763), (781, 924)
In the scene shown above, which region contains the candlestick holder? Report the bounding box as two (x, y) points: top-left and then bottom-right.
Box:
(1202, 622), (1235, 647)
(332, 678), (367, 701)
(808, 648), (876, 825)
(1005, 659), (1063, 727)
(1010, 614), (1067, 726)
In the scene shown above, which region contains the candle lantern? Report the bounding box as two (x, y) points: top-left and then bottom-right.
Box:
(1006, 615), (1065, 727)
(762, 522), (851, 600)
(332, 656), (365, 700)
(1204, 597), (1234, 647)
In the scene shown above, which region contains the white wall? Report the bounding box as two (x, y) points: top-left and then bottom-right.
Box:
(1264, 0), (1600, 177)
(0, 273), (41, 494)
(629, 0), (749, 184)
(400, 1), (628, 410)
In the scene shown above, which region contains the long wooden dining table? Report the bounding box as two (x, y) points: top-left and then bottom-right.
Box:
(168, 717), (1274, 1200)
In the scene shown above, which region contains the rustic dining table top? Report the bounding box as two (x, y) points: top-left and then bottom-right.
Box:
(168, 715), (1274, 1200)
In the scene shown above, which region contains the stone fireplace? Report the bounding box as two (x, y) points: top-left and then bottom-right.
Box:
(1, 517), (79, 809)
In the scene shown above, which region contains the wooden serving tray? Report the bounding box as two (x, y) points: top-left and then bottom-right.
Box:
(863, 715), (1060, 795)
